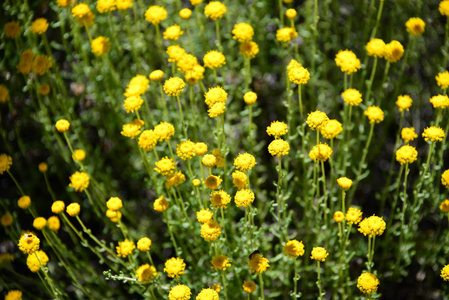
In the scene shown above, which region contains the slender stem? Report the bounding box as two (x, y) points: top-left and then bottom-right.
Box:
(365, 57), (378, 105)
(321, 161), (328, 227)
(369, 0), (384, 40)
(311, 0), (319, 75)
(278, 0), (284, 26)
(7, 171), (25, 195)
(259, 273), (265, 300)
(108, 12), (123, 56)
(176, 95), (187, 138)
(221, 271), (229, 300)
(164, 211), (179, 255)
(444, 16), (449, 70)
(317, 261), (323, 300)
(276, 156), (284, 243)
(215, 20), (222, 51)
(36, 253), (60, 299)
(293, 258), (298, 297)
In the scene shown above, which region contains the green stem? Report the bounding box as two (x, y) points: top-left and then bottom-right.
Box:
(365, 57), (378, 105)
(317, 261), (323, 300)
(7, 171), (25, 196)
(176, 95), (187, 138)
(369, 0), (384, 40)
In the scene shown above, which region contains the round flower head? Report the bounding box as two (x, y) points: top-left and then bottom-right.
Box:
(201, 220), (221, 241)
(232, 22), (254, 43)
(442, 170), (449, 189)
(335, 50), (361, 74)
(205, 86), (228, 107)
(177, 140), (196, 160)
(107, 197), (123, 211)
(441, 265), (449, 281)
(17, 49), (34, 74)
(18, 195), (31, 209)
(185, 64), (205, 85)
(358, 215), (386, 237)
(177, 53), (198, 73)
(401, 127), (418, 143)
(137, 237), (152, 251)
(179, 8), (192, 19)
(267, 121), (288, 138)
(135, 264), (157, 283)
(211, 255), (231, 270)
(71, 149), (85, 162)
(309, 143), (332, 162)
(346, 207), (362, 225)
(310, 247), (329, 262)
(205, 175), (222, 190)
(337, 177), (353, 190)
(167, 45), (186, 62)
(268, 139), (290, 157)
(33, 217), (46, 230)
(164, 77), (185, 96)
(286, 8), (297, 19)
(116, 0), (133, 10)
(0, 154), (12, 174)
(203, 51), (226, 69)
(137, 130), (157, 152)
(163, 24), (184, 41)
(32, 55), (52, 75)
(5, 22), (20, 38)
(422, 126), (445, 142)
(204, 1), (227, 20)
(440, 200), (449, 213)
(0, 85), (10, 103)
(364, 106), (384, 124)
(116, 239), (135, 258)
(165, 171), (186, 189)
(124, 75), (149, 97)
(440, 0), (449, 16)
(195, 142), (208, 155)
(288, 65), (310, 85)
(123, 96), (143, 113)
(210, 190), (231, 208)
(243, 280), (257, 293)
(149, 70), (164, 81)
(154, 157), (176, 176)
(320, 119), (343, 139)
(283, 239), (305, 258)
(234, 152), (256, 171)
(240, 41), (259, 59)
(192, 179), (201, 187)
(436, 71), (449, 90)
(154, 195), (169, 212)
(72, 4), (95, 26)
(396, 94), (413, 111)
(333, 211), (345, 222)
(197, 209), (214, 223)
(1, 213), (13, 227)
(97, 0), (116, 13)
(212, 149), (225, 167)
(197, 288), (219, 300)
(366, 39), (386, 58)
(232, 170), (248, 189)
(27, 250), (49, 272)
(51, 201), (65, 214)
(5, 290), (22, 300)
(165, 257), (186, 278)
(106, 209), (122, 223)
(357, 272), (379, 294)
(276, 27), (298, 43)
(47, 216), (60, 232)
(55, 119), (70, 132)
(30, 18), (49, 34)
(91, 36), (110, 56)
(248, 253), (270, 274)
(385, 40), (404, 63)
(243, 91), (258, 104)
(169, 284), (191, 300)
(154, 122), (175, 141)
(191, 0), (203, 5)
(208, 102), (226, 118)
(145, 5), (167, 24)
(307, 110), (329, 130)
(66, 203), (81, 216)
(396, 145), (418, 165)
(69, 171), (90, 192)
(18, 233), (40, 254)
(430, 94), (449, 109)
(39, 84), (50, 95)
(234, 189), (255, 208)
(406, 17), (425, 36)
(202, 154), (217, 167)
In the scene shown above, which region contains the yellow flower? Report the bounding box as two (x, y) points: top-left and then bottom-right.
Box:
(232, 22), (254, 43)
(441, 265), (449, 281)
(121, 119), (144, 139)
(436, 71), (449, 90)
(116, 239), (135, 258)
(176, 53), (202, 73)
(341, 89), (362, 106)
(335, 50), (361, 74)
(123, 96), (144, 113)
(234, 152), (256, 171)
(240, 41), (259, 59)
(286, 9), (297, 19)
(283, 239), (305, 258)
(177, 140), (196, 160)
(306, 110), (329, 130)
(208, 102), (226, 118)
(248, 253), (270, 274)
(5, 290), (22, 300)
(405, 17), (425, 36)
(234, 189), (255, 207)
(91, 36), (110, 56)
(38, 84), (50, 95)
(276, 27), (298, 43)
(167, 45), (186, 63)
(396, 145), (418, 165)
(201, 220), (221, 241)
(116, 0), (133, 10)
(106, 197), (123, 211)
(125, 75), (149, 97)
(204, 1), (227, 20)
(0, 154), (12, 174)
(166, 171), (186, 189)
(137, 237), (152, 251)
(33, 217), (46, 230)
(5, 22), (20, 38)
(430, 94), (449, 109)
(179, 8), (192, 19)
(69, 171), (90, 192)
(357, 272), (379, 294)
(210, 190), (231, 208)
(366, 39), (386, 58)
(164, 77), (185, 96)
(32, 55), (52, 75)
(169, 284), (191, 300)
(268, 139), (290, 157)
(18, 233), (40, 254)
(205, 86), (228, 107)
(396, 94), (413, 111)
(204, 50), (226, 69)
(163, 24), (184, 41)
(55, 119), (70, 132)
(106, 209), (122, 222)
(30, 18), (48, 34)
(320, 119), (343, 140)
(154, 121), (175, 141)
(439, 200), (449, 213)
(149, 70), (164, 81)
(211, 255), (231, 270)
(267, 121), (288, 139)
(205, 175), (222, 190)
(164, 257), (186, 278)
(72, 149), (86, 162)
(333, 211), (345, 223)
(47, 216), (60, 232)
(1, 213), (13, 227)
(154, 195), (169, 212)
(358, 215), (386, 237)
(202, 154), (217, 167)
(346, 207), (362, 225)
(51, 201), (65, 214)
(309, 143), (332, 162)
(197, 288), (219, 300)
(197, 209), (214, 223)
(243, 280), (257, 293)
(26, 250), (48, 272)
(288, 65), (310, 85)
(17, 49), (34, 74)
(154, 157), (176, 176)
(145, 5), (167, 24)
(337, 177), (353, 190)
(401, 127), (418, 143)
(66, 203), (81, 216)
(135, 264), (157, 283)
(212, 149), (225, 167)
(364, 106), (384, 124)
(310, 247), (329, 262)
(18, 195), (31, 209)
(194, 142), (208, 155)
(57, 0), (72, 7)
(185, 64), (205, 85)
(232, 170), (248, 189)
(192, 179), (201, 186)
(442, 170), (449, 189)
(72, 4), (95, 26)
(0, 85), (10, 103)
(422, 126), (445, 142)
(97, 0), (116, 13)
(440, 0), (449, 16)
(385, 40), (404, 63)
(243, 91), (258, 104)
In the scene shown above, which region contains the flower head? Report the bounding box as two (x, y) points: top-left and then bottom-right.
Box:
(283, 239), (305, 258)
(422, 126), (445, 142)
(346, 207), (362, 225)
(30, 18), (48, 34)
(364, 106), (384, 124)
(91, 36), (110, 56)
(167, 45), (186, 62)
(5, 22), (20, 38)
(5, 290), (22, 300)
(18, 233), (40, 254)
(201, 220), (221, 241)
(197, 209), (214, 223)
(243, 91), (258, 104)
(47, 216), (60, 232)
(205, 86), (227, 107)
(243, 281), (256, 293)
(406, 17), (425, 36)
(232, 22), (254, 43)
(440, 0), (449, 16)
(358, 215), (386, 237)
(116, 0), (133, 10)
(307, 111), (329, 130)
(430, 94), (449, 109)
(1, 213), (13, 227)
(164, 77), (185, 96)
(309, 143), (332, 162)
(32, 55), (52, 75)
(240, 41), (259, 59)
(145, 5), (167, 24)
(396, 95), (413, 111)
(210, 190), (231, 209)
(337, 177), (353, 190)
(73, 149), (86, 162)
(208, 102), (226, 118)
(165, 257), (186, 278)
(135, 264), (157, 283)
(150, 70), (164, 81)
(116, 239), (135, 258)
(436, 71), (449, 90)
(26, 250), (48, 272)
(440, 200), (449, 213)
(276, 27), (297, 43)
(179, 8), (192, 19)
(366, 39), (386, 58)
(442, 170), (449, 189)
(204, 1), (227, 20)
(234, 152), (256, 171)
(138, 130), (158, 151)
(69, 171), (90, 192)
(107, 197), (123, 211)
(333, 211), (345, 223)
(166, 171), (186, 189)
(234, 189), (255, 208)
(0, 154), (12, 174)
(320, 119), (343, 139)
(0, 85), (10, 103)
(18, 196), (31, 209)
(211, 255), (231, 270)
(441, 265), (449, 281)
(248, 253), (270, 274)
(164, 24), (184, 41)
(169, 284), (191, 300)
(72, 4), (95, 26)
(55, 119), (70, 132)
(357, 272), (380, 294)
(51, 201), (65, 214)
(66, 203), (81, 216)
(177, 140), (196, 160)
(197, 288), (219, 300)
(137, 237), (152, 251)
(310, 247), (329, 262)
(39, 84), (50, 95)
(335, 50), (361, 74)
(154, 122), (175, 141)
(154, 157), (176, 176)
(385, 40), (404, 63)
(154, 195), (169, 212)
(267, 121), (288, 139)
(288, 65), (310, 85)
(232, 171), (248, 189)
(33, 217), (46, 230)
(286, 8), (297, 19)
(204, 51), (226, 70)
(97, 0), (116, 13)
(401, 127), (418, 143)
(121, 119), (145, 139)
(202, 154), (217, 167)
(396, 145), (418, 165)
(268, 139), (290, 157)
(341, 89), (362, 106)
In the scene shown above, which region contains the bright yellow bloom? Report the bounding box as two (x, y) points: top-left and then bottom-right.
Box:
(33, 217), (46, 230)
(210, 190), (231, 208)
(106, 209), (122, 222)
(169, 284), (191, 300)
(154, 121), (175, 141)
(267, 121), (288, 138)
(149, 70), (164, 81)
(442, 170), (449, 189)
(185, 64), (205, 85)
(396, 145), (418, 165)
(320, 119), (343, 139)
(116, 0), (133, 10)
(232, 22), (254, 43)
(234, 189), (255, 207)
(205, 175), (222, 190)
(232, 170), (248, 189)
(405, 17), (425, 36)
(276, 27), (297, 43)
(283, 240), (305, 258)
(268, 139), (290, 157)
(286, 9), (297, 19)
(366, 39), (386, 58)
(0, 154), (12, 174)
(243, 91), (258, 104)
(163, 24), (184, 41)
(145, 5), (167, 24)
(164, 257), (186, 278)
(72, 4), (95, 26)
(116, 239), (135, 258)
(164, 77), (185, 96)
(55, 119), (70, 132)
(51, 201), (65, 214)
(137, 130), (157, 151)
(167, 45), (186, 62)
(18, 233), (40, 254)
(91, 36), (110, 56)
(204, 51), (226, 69)
(38, 84), (50, 95)
(401, 127), (418, 143)
(124, 75), (149, 97)
(288, 65), (310, 85)
(166, 171), (186, 189)
(154, 195), (169, 212)
(385, 40), (404, 63)
(197, 289), (219, 300)
(38, 162), (48, 172)
(337, 177), (353, 190)
(202, 154), (217, 167)
(179, 8), (192, 19)
(123, 95), (143, 113)
(430, 94), (449, 109)
(341, 89), (362, 106)
(30, 18), (48, 34)
(194, 142), (208, 155)
(211, 255), (231, 270)
(204, 1), (227, 20)
(440, 200), (449, 213)
(309, 143), (332, 162)
(66, 203), (81, 216)
(440, 0), (449, 16)
(26, 250), (48, 272)
(205, 86), (228, 107)
(5, 290), (22, 300)
(97, 0), (116, 13)
(47, 216), (60, 232)
(69, 171), (90, 192)
(357, 272), (379, 294)
(137, 237), (152, 251)
(234, 152), (256, 171)
(310, 247), (329, 262)
(364, 106), (384, 124)
(240, 41), (259, 59)
(177, 53), (198, 73)
(135, 264), (157, 283)
(72, 149), (86, 162)
(248, 253), (270, 274)
(396, 94), (413, 111)
(177, 140), (196, 160)
(154, 157), (176, 176)
(335, 50), (361, 74)
(441, 265), (449, 281)
(208, 102), (226, 118)
(422, 126), (445, 142)
(106, 197), (123, 211)
(333, 211), (345, 222)
(358, 215), (386, 237)
(306, 110), (329, 130)
(243, 280), (257, 293)
(121, 119), (144, 139)
(197, 209), (214, 223)
(201, 220), (221, 241)
(18, 195), (31, 209)
(346, 207), (362, 225)
(436, 71), (449, 90)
